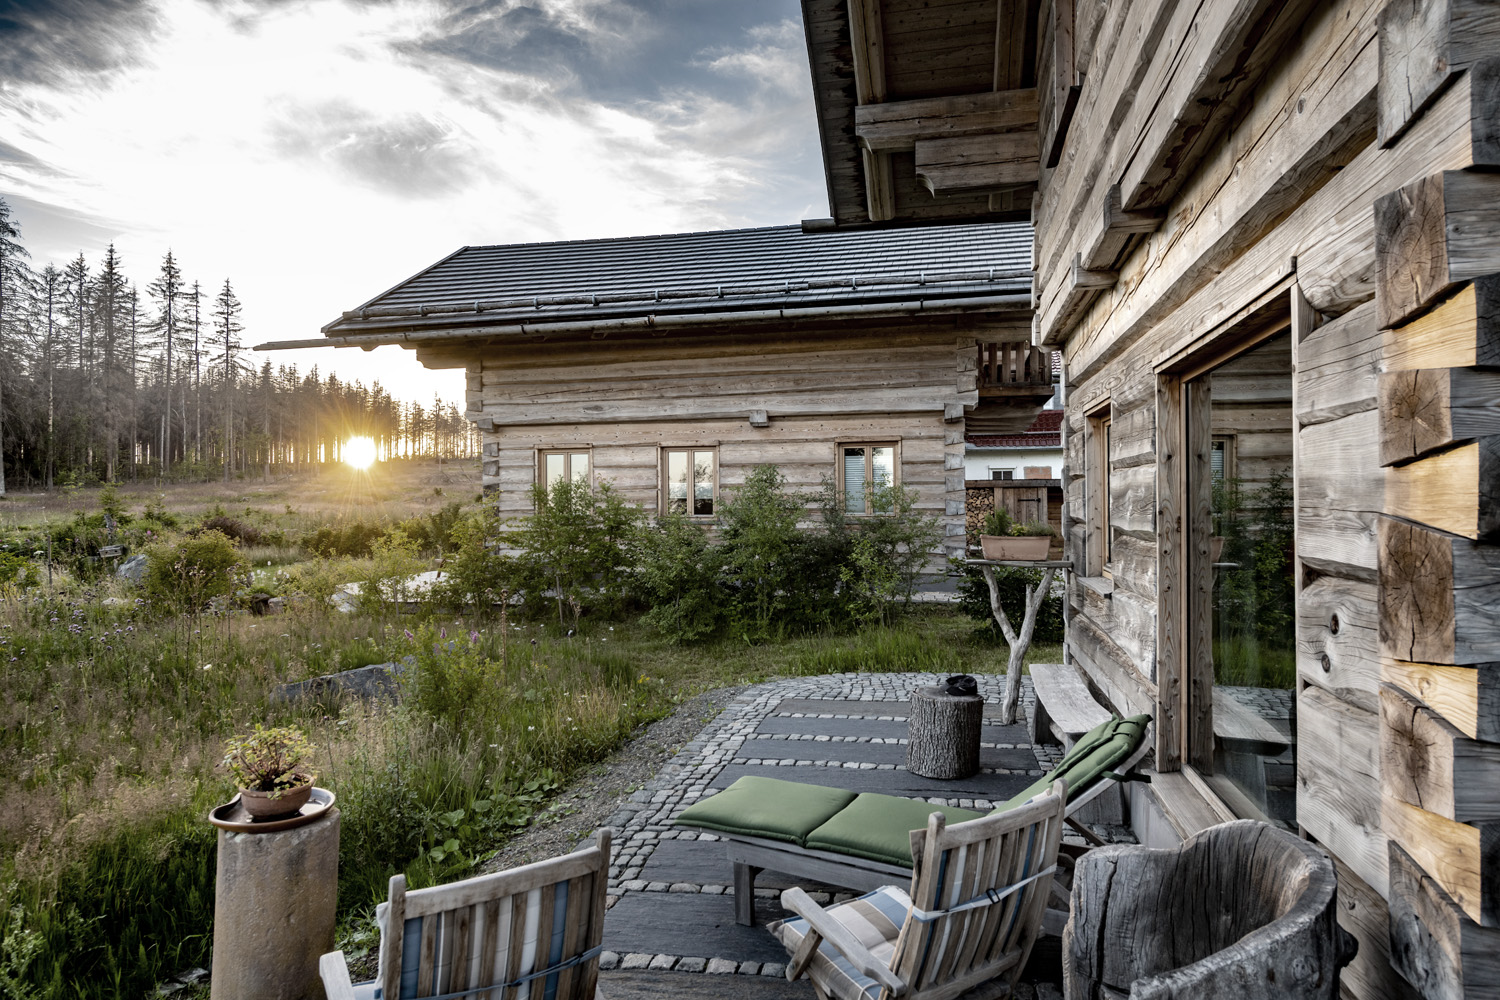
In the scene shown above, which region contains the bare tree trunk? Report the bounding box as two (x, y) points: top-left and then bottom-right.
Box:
(981, 565), (1058, 724)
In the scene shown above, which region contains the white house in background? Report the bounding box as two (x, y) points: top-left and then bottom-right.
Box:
(964, 407), (1062, 482)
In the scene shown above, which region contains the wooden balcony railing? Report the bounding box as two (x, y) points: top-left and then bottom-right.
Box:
(977, 341), (1056, 389)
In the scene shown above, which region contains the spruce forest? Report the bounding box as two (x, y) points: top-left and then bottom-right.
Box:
(0, 196), (476, 493)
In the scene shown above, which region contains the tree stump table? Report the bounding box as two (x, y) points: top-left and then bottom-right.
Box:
(907, 685), (984, 779)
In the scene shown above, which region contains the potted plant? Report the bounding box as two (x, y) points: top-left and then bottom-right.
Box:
(978, 510), (1057, 561)
(223, 725), (317, 819)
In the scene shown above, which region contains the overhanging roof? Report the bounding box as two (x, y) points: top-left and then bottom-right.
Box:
(260, 222), (1034, 350)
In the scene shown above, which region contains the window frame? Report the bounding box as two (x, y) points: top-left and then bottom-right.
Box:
(990, 468), (1016, 481)
(660, 446), (720, 518)
(538, 449), (592, 489)
(1085, 405), (1112, 578)
(838, 441), (900, 515)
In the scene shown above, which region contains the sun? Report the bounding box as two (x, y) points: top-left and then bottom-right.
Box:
(344, 436), (377, 470)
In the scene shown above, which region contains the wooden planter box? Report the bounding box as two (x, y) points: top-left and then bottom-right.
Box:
(979, 535), (1052, 561)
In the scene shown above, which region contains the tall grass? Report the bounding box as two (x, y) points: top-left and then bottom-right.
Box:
(0, 565), (1018, 998)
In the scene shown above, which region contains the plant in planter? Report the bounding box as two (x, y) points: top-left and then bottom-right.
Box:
(223, 725), (317, 819)
(978, 510), (1058, 561)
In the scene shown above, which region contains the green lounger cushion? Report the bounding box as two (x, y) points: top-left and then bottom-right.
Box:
(804, 793), (987, 868)
(993, 713), (1151, 813)
(676, 776), (858, 845)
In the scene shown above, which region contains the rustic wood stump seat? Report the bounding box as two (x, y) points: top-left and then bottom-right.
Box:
(1063, 819), (1357, 1000)
(906, 684), (984, 778)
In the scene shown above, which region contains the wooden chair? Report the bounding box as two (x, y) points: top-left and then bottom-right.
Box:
(771, 781), (1065, 1000)
(320, 829), (611, 1000)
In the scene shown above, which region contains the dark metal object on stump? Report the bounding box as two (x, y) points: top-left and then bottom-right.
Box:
(907, 684), (984, 779)
(1063, 819), (1357, 1000)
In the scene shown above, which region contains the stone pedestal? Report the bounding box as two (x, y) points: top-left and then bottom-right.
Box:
(211, 809), (339, 1000)
(907, 686), (984, 779)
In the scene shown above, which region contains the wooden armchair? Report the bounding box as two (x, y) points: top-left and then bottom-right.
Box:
(320, 829), (611, 1000)
(770, 781), (1066, 1000)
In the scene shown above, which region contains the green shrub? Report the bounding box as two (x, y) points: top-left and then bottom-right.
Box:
(717, 466), (807, 641)
(635, 513), (724, 643)
(957, 563), (1064, 644)
(500, 480), (641, 628)
(0, 551), (39, 593)
(304, 519), (388, 558)
(143, 530), (247, 613)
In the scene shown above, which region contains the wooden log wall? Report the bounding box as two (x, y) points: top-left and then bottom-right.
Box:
(460, 324), (1027, 560)
(1041, 0), (1500, 995)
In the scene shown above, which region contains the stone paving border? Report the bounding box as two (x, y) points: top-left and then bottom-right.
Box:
(597, 671), (1044, 975)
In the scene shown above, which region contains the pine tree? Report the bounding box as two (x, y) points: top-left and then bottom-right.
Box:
(0, 198), (35, 497)
(211, 279), (244, 481)
(95, 245), (129, 481)
(148, 251), (184, 476)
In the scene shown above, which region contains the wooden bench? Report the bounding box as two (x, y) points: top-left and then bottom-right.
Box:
(1028, 662), (1112, 749)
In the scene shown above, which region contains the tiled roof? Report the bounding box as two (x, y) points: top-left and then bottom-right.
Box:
(968, 409), (1063, 448)
(324, 222), (1032, 335)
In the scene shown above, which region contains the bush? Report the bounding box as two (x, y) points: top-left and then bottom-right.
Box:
(0, 551), (39, 593)
(143, 530), (247, 613)
(500, 481), (641, 628)
(396, 502), (467, 555)
(304, 518), (388, 558)
(957, 563), (1064, 644)
(717, 466), (808, 641)
(636, 513), (724, 643)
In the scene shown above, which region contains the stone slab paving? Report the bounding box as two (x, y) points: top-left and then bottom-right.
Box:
(595, 672), (1065, 995)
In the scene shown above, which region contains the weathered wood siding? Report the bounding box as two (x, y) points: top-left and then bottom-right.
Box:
(1041, 0), (1500, 995)
(464, 326), (1007, 556)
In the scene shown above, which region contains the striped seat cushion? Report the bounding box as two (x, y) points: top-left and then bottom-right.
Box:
(768, 886), (910, 1000)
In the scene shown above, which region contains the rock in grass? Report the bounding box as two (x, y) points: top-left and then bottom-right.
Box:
(117, 553), (149, 583)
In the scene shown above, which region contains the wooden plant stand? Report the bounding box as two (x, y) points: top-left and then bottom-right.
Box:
(907, 685), (983, 778)
(967, 559), (1073, 725)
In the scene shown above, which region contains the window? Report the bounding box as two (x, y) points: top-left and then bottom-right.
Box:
(540, 450), (590, 487)
(991, 468), (1016, 481)
(840, 443), (897, 513)
(663, 448), (717, 516)
(1086, 407), (1112, 576)
(1210, 436), (1236, 482)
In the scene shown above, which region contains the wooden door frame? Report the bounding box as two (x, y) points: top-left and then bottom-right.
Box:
(1154, 284), (1295, 775)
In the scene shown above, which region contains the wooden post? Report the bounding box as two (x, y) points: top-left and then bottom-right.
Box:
(980, 563), (1057, 725)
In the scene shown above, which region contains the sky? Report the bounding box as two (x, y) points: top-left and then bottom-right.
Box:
(0, 0), (829, 407)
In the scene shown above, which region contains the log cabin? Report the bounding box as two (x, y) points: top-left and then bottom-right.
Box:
(792, 0), (1500, 995)
(271, 223), (1054, 558)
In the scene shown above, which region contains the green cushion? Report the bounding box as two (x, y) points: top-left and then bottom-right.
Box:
(804, 792), (987, 868)
(994, 713), (1152, 813)
(675, 776), (858, 846)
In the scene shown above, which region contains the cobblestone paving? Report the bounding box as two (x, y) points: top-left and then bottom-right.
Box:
(595, 671), (1077, 992)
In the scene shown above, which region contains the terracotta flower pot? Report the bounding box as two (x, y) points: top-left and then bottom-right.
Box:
(238, 779), (316, 819)
(979, 535), (1052, 561)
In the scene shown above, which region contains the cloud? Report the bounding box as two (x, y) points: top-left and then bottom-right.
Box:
(0, 0), (161, 87)
(269, 103), (483, 198)
(407, 0), (805, 106)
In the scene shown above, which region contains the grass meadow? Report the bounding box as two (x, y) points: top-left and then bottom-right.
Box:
(0, 463), (1058, 999)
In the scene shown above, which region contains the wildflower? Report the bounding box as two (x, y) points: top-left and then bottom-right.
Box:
(469, 630), (479, 643)
(527, 726), (535, 731)
(202, 664), (212, 671)
(403, 629), (415, 640)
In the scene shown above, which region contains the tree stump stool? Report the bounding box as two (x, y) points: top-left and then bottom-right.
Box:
(907, 685), (984, 779)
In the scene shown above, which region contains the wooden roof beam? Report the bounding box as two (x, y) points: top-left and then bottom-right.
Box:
(847, 0), (896, 222)
(914, 130), (1039, 196)
(855, 89), (1039, 153)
